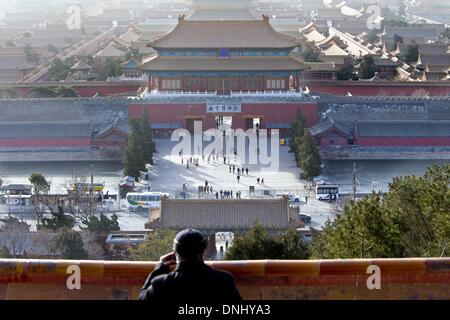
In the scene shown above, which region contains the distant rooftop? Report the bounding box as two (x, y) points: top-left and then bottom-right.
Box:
(157, 198), (290, 231)
(147, 16), (301, 49)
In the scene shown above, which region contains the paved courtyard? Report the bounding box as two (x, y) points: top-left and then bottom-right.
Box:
(149, 138), (336, 230)
(150, 138), (308, 195)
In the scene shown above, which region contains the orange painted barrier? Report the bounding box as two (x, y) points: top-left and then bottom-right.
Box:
(0, 258), (448, 300)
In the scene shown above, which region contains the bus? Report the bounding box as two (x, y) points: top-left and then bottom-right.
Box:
(126, 192), (169, 211)
(315, 184), (339, 201)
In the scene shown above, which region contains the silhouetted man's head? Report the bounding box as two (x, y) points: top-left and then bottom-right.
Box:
(173, 229), (208, 261)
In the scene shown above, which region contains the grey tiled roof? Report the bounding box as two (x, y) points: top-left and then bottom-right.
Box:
(417, 44), (448, 55)
(160, 198), (290, 230)
(0, 121), (92, 138)
(383, 26), (439, 39)
(418, 54), (450, 67)
(0, 97), (129, 132)
(0, 55), (27, 69)
(310, 117), (352, 138)
(0, 184), (32, 191)
(356, 120), (450, 137)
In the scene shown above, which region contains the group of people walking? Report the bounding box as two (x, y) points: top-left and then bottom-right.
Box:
(229, 165), (249, 176)
(215, 190), (242, 199)
(178, 149), (268, 201)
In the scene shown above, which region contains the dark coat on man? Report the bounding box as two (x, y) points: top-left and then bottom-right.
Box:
(139, 260), (242, 303)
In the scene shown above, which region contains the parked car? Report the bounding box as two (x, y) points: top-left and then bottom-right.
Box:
(299, 213), (312, 223)
(276, 193), (300, 202)
(296, 228), (313, 242)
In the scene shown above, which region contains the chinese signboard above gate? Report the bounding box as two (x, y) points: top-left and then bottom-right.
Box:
(206, 104), (241, 113)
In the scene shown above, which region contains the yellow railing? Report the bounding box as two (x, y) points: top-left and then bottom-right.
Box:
(0, 258), (448, 300)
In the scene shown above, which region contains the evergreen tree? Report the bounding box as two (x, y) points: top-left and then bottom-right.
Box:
(99, 58), (123, 80)
(138, 109), (155, 165)
(311, 165), (450, 259)
(391, 34), (404, 51)
(49, 228), (88, 259)
(55, 86), (80, 97)
(302, 47), (321, 62)
(442, 28), (450, 40)
(402, 43), (419, 63)
(288, 111), (305, 154)
(337, 64), (354, 80)
(297, 129), (322, 181)
(48, 58), (71, 81)
(28, 87), (58, 98)
(129, 229), (177, 261)
(124, 111), (155, 178)
(23, 44), (40, 64)
(29, 173), (50, 195)
(80, 213), (120, 234)
(365, 30), (380, 44)
(359, 55), (376, 79)
(225, 224), (310, 260)
(38, 206), (75, 231)
(124, 130), (145, 178)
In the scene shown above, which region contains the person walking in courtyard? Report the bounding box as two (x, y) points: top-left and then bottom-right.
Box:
(245, 168), (249, 175)
(237, 175), (240, 183)
(229, 165), (232, 173)
(233, 165), (236, 173)
(257, 177), (260, 184)
(220, 190), (223, 199)
(215, 192), (219, 199)
(237, 168), (240, 175)
(261, 178), (264, 186)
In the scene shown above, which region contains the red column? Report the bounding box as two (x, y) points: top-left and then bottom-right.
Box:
(147, 76), (152, 91)
(181, 73), (184, 92)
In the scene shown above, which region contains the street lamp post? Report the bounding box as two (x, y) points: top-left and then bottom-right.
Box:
(90, 163), (94, 216)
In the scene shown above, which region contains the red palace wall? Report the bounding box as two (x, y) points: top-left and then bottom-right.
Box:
(307, 82), (450, 96)
(73, 85), (141, 97)
(128, 102), (319, 131)
(6, 81), (450, 98)
(356, 137), (450, 147)
(13, 85), (142, 98)
(0, 138), (91, 148)
(320, 136), (349, 146)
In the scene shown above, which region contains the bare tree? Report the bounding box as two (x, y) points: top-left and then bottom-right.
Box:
(62, 173), (97, 220)
(0, 217), (31, 257)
